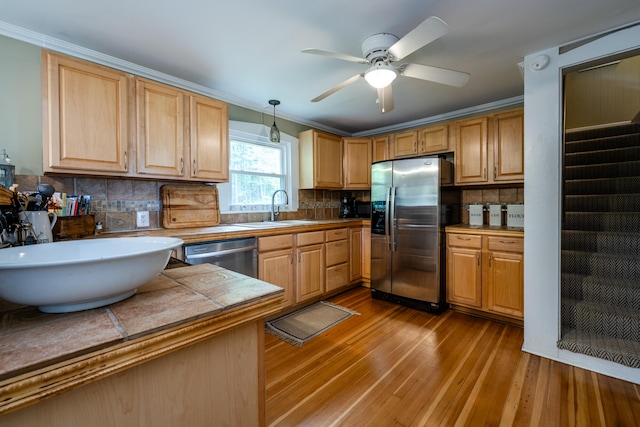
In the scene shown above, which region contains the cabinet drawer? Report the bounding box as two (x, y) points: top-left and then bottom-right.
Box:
(447, 233), (482, 249)
(326, 263), (349, 292)
(259, 234), (293, 252)
(326, 240), (349, 266)
(297, 231), (325, 246)
(487, 236), (523, 252)
(326, 228), (349, 242)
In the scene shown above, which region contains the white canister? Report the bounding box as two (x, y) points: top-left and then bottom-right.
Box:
(469, 205), (484, 226)
(489, 205), (503, 226)
(506, 204), (524, 227)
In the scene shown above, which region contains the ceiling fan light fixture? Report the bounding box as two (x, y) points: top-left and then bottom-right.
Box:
(268, 99), (281, 143)
(364, 63), (397, 89)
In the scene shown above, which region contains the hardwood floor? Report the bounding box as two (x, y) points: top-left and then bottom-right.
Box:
(265, 287), (640, 426)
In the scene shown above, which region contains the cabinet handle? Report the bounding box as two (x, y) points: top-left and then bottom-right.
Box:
(290, 250), (294, 264)
(494, 166), (497, 179)
(484, 167), (487, 180)
(499, 240), (515, 244)
(193, 160), (197, 175)
(458, 237), (471, 241)
(477, 254), (480, 266)
(180, 158), (184, 174)
(489, 254), (492, 267)
(124, 151), (128, 171)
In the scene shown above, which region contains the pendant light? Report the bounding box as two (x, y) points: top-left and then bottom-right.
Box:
(268, 99), (281, 143)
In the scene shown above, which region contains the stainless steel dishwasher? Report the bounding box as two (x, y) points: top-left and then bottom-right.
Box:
(183, 237), (258, 278)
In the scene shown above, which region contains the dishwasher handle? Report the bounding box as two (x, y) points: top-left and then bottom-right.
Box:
(185, 245), (257, 260)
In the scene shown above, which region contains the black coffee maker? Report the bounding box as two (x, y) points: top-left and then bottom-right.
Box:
(339, 197), (356, 218)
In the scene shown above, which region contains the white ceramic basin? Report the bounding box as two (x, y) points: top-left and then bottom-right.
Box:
(0, 237), (183, 313)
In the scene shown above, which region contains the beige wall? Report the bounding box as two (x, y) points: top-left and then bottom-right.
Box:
(565, 53), (640, 129)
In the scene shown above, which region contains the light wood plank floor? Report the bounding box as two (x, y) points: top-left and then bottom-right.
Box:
(265, 287), (640, 426)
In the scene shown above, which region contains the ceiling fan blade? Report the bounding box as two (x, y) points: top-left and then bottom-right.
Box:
(302, 48), (368, 64)
(377, 85), (394, 114)
(311, 74), (364, 102)
(402, 63), (470, 87)
(388, 16), (449, 60)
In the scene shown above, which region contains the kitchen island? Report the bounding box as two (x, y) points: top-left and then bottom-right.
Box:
(0, 263), (283, 426)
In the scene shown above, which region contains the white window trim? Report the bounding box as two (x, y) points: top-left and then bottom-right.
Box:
(217, 120), (299, 214)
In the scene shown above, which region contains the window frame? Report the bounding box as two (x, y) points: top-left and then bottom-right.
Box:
(217, 121), (299, 214)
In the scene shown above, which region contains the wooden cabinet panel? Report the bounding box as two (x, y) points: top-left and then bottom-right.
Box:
(296, 244), (325, 303)
(189, 94), (229, 181)
(492, 109), (524, 182)
(297, 231), (325, 246)
(135, 77), (185, 177)
(487, 236), (524, 253)
(454, 117), (488, 184)
(350, 227), (363, 283)
(343, 138), (371, 189)
(372, 136), (390, 163)
(446, 246), (482, 307)
(448, 233), (482, 249)
(259, 248), (295, 308)
(326, 240), (348, 267)
(392, 130), (418, 158)
(259, 234), (293, 252)
(326, 263), (349, 292)
(43, 51), (131, 175)
(418, 124), (449, 154)
(362, 227), (371, 286)
(326, 228), (348, 242)
(299, 129), (343, 189)
(487, 250), (524, 318)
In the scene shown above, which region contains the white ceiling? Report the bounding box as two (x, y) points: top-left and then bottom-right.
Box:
(1, 0), (640, 135)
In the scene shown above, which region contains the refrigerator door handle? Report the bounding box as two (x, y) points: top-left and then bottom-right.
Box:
(385, 186), (392, 251)
(390, 186), (397, 252)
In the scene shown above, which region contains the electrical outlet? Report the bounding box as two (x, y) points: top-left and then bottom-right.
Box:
(136, 211), (150, 228)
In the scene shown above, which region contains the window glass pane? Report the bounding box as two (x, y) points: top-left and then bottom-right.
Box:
(231, 173), (285, 205)
(229, 140), (283, 174)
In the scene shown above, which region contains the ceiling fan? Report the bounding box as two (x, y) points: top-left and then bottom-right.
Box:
(303, 16), (470, 114)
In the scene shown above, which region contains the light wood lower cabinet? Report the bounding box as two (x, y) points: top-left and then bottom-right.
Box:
(258, 234), (295, 309)
(326, 228), (349, 292)
(349, 227), (362, 284)
(362, 226), (371, 287)
(446, 230), (523, 321)
(296, 232), (325, 303)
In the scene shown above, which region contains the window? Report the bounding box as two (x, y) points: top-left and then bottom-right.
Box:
(218, 121), (298, 214)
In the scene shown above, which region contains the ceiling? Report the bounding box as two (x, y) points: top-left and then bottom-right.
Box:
(1, 0), (640, 135)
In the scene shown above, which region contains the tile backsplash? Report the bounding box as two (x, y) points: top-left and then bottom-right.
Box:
(14, 174), (370, 233)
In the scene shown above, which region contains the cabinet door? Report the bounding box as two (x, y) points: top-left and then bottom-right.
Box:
(454, 117), (488, 184)
(43, 51), (130, 174)
(492, 109), (524, 183)
(349, 228), (362, 282)
(446, 247), (482, 307)
(392, 130), (418, 158)
(136, 78), (185, 177)
(296, 244), (325, 303)
(487, 250), (524, 318)
(419, 124), (449, 154)
(315, 132), (343, 188)
(189, 94), (229, 181)
(343, 138), (371, 189)
(259, 249), (295, 308)
(362, 227), (371, 286)
(372, 136), (390, 163)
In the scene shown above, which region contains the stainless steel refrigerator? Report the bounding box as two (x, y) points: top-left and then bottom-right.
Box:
(370, 156), (459, 313)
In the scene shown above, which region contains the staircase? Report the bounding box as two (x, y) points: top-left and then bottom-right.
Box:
(558, 122), (640, 368)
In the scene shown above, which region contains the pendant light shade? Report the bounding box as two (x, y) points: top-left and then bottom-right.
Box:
(269, 99), (281, 143)
(364, 63), (397, 89)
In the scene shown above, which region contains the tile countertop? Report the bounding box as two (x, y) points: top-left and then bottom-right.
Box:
(102, 218), (370, 243)
(0, 263), (284, 414)
(445, 223), (524, 237)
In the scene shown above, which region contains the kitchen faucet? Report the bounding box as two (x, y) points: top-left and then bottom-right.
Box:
(270, 189), (289, 221)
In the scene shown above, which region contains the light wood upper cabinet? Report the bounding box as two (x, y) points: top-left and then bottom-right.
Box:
(343, 138), (371, 189)
(454, 117), (489, 184)
(372, 136), (390, 163)
(42, 51), (131, 175)
(453, 108), (524, 185)
(135, 77), (185, 177)
(189, 94), (229, 181)
(299, 129), (343, 189)
(491, 109), (524, 182)
(418, 124), (449, 154)
(392, 130), (418, 158)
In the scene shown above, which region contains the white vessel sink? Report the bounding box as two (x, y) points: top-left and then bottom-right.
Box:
(0, 237), (183, 313)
